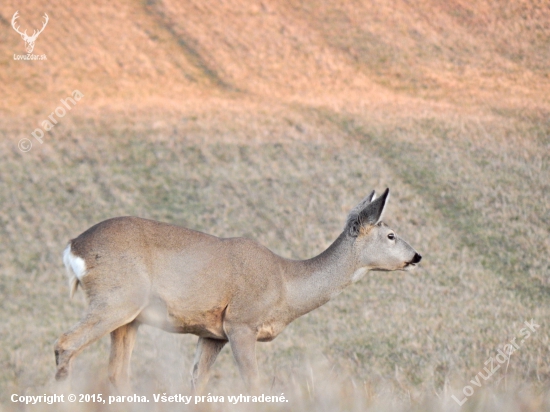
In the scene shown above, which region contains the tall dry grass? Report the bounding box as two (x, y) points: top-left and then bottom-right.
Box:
(1, 108), (548, 411)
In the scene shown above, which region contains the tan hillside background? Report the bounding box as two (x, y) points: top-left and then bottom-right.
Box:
(0, 0), (549, 410)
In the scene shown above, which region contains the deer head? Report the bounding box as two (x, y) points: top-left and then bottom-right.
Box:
(11, 11), (49, 54)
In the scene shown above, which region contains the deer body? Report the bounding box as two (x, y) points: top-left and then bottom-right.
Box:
(55, 189), (421, 393)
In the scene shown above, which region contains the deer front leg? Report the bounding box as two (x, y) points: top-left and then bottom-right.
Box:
(227, 326), (259, 392)
(191, 337), (227, 394)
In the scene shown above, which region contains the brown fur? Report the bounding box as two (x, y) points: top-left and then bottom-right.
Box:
(358, 225), (374, 236)
(55, 196), (420, 393)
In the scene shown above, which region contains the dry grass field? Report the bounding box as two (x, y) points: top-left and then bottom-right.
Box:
(0, 0), (549, 411)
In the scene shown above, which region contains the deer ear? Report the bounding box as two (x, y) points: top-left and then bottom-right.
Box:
(345, 190), (377, 237)
(366, 190), (376, 203)
(358, 188), (390, 226)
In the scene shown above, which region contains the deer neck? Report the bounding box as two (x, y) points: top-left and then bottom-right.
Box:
(284, 233), (360, 319)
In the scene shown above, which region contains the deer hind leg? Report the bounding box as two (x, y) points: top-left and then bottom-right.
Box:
(108, 321), (139, 394)
(191, 337), (227, 394)
(55, 301), (143, 383)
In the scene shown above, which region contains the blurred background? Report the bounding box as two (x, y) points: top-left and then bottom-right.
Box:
(0, 0), (549, 410)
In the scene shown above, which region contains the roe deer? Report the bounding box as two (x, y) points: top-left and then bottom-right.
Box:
(55, 188), (421, 393)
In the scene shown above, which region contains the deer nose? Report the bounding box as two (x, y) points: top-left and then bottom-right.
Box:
(412, 253), (422, 264)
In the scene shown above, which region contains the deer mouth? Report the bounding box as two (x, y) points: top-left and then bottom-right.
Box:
(404, 253), (422, 270)
(403, 261), (417, 270)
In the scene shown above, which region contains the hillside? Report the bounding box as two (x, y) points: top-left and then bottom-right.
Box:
(0, 1), (549, 411)
(1, 0), (548, 115)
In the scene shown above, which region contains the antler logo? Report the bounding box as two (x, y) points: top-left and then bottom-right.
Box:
(11, 11), (49, 54)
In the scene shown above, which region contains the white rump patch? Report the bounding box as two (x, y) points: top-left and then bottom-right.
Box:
(351, 267), (368, 283)
(63, 244), (87, 280)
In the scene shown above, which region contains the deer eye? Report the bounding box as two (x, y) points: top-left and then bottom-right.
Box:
(387, 233), (395, 240)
